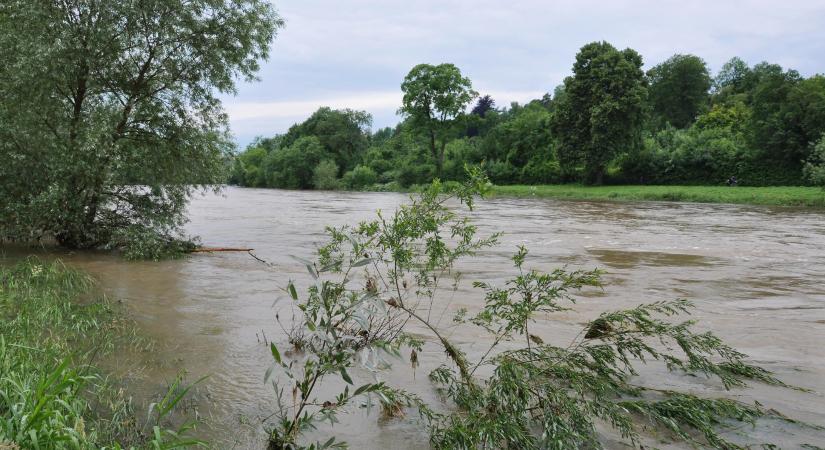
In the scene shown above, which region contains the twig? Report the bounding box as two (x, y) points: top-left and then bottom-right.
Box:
(190, 247), (253, 253)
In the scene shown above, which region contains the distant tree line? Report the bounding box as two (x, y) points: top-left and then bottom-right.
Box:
(231, 41), (825, 189)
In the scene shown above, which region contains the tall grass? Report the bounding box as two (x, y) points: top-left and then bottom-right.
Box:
(0, 258), (203, 449)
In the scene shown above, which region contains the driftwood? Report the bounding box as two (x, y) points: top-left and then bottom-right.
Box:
(189, 247), (253, 253)
(191, 248), (276, 269)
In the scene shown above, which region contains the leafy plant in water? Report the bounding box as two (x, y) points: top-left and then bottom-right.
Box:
(0, 259), (205, 449)
(108, 224), (199, 261)
(266, 168), (815, 449)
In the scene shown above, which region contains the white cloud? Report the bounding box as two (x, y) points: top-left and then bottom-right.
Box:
(225, 0), (825, 144)
(225, 92), (402, 121)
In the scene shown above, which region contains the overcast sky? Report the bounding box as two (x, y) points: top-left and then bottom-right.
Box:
(222, 0), (825, 147)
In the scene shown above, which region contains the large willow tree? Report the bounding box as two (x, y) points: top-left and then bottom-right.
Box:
(0, 0), (282, 249)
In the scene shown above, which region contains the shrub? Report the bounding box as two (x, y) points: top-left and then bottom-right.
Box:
(342, 165), (378, 190)
(484, 159), (518, 184)
(521, 158), (561, 184)
(804, 134), (825, 187)
(263, 172), (808, 449)
(312, 160), (340, 190)
(108, 224), (197, 261)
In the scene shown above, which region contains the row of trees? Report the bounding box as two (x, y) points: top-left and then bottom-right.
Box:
(232, 42), (825, 190)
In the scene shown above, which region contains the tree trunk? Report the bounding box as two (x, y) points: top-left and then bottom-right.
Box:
(429, 129), (443, 176)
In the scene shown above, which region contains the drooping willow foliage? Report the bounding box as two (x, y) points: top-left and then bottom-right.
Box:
(264, 169), (815, 449)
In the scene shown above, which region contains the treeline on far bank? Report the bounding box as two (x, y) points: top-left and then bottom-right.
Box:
(230, 41), (825, 190)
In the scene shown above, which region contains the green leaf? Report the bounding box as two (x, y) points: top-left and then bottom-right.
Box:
(339, 367), (353, 385)
(271, 343), (282, 364)
(288, 282), (298, 300)
(351, 258), (373, 268)
(353, 383), (373, 396)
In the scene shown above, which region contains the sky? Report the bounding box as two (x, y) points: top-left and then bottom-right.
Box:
(222, 0), (825, 147)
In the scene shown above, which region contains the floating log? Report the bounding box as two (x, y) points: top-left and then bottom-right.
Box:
(190, 247), (253, 253)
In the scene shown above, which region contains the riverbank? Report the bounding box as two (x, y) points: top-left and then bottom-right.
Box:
(489, 184), (825, 207)
(0, 259), (201, 448)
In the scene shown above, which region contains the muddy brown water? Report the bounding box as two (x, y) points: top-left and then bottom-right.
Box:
(3, 187), (825, 448)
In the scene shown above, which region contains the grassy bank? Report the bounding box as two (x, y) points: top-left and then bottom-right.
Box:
(0, 259), (201, 449)
(490, 184), (825, 207)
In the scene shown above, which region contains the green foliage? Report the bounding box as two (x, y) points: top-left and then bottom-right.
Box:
(265, 174), (808, 449)
(804, 134), (825, 187)
(312, 160), (341, 190)
(442, 139), (483, 181)
(0, 0), (282, 250)
(282, 107), (373, 172)
(232, 50), (824, 192)
(714, 57), (751, 94)
(232, 147), (270, 187)
(552, 41), (648, 185)
(341, 165), (378, 190)
(647, 54), (712, 129)
(479, 102), (556, 184)
(230, 107), (373, 190)
(266, 137), (329, 189)
(108, 225), (198, 261)
(743, 63), (825, 170)
(694, 101), (752, 134)
(400, 63), (478, 175)
(0, 260), (203, 448)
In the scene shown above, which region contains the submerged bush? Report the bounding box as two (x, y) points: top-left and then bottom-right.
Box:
(108, 224), (198, 261)
(264, 170), (816, 449)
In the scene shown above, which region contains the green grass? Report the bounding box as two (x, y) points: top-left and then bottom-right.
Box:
(490, 184), (825, 207)
(0, 258), (204, 449)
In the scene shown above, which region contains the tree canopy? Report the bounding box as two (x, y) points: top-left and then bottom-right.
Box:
(0, 0), (282, 250)
(233, 46), (825, 191)
(552, 41), (648, 184)
(281, 107), (372, 173)
(647, 54), (712, 129)
(399, 63), (477, 176)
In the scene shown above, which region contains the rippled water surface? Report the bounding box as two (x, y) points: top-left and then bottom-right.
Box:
(5, 187), (825, 448)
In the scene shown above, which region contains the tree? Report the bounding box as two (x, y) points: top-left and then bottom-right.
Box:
(233, 147), (270, 187)
(312, 160), (341, 190)
(282, 107), (372, 173)
(714, 56), (751, 94)
(747, 63), (807, 164)
(0, 0), (282, 249)
(399, 63), (477, 176)
(551, 41), (647, 184)
(265, 137), (328, 189)
(471, 95), (496, 118)
(480, 102), (554, 177)
(647, 54), (711, 129)
(775, 75), (825, 163)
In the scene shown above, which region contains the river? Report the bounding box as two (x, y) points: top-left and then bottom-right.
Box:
(4, 187), (825, 448)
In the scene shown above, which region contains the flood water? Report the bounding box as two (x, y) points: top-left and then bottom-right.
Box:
(4, 187), (825, 448)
